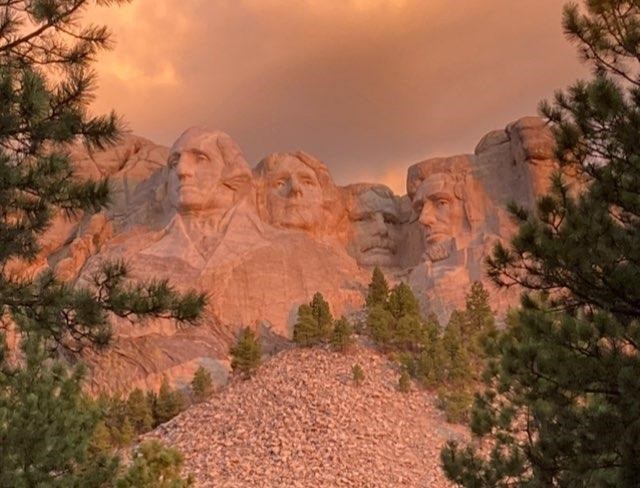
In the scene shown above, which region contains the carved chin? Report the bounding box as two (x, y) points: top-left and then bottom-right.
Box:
(271, 210), (321, 231)
(424, 240), (453, 262)
(358, 247), (396, 266)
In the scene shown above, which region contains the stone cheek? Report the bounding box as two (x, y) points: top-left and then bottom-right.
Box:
(34, 117), (557, 394)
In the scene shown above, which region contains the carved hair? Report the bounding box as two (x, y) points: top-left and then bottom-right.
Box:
(253, 152), (345, 227)
(406, 155), (487, 230)
(342, 183), (397, 218)
(169, 127), (252, 190)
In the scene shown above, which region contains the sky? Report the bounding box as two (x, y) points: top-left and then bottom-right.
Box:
(89, 0), (588, 194)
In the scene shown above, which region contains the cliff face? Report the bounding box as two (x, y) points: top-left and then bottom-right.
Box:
(26, 117), (557, 393)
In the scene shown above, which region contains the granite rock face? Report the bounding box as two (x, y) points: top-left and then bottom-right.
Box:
(32, 117), (557, 393)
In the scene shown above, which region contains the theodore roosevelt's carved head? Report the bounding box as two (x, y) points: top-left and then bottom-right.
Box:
(345, 183), (401, 267)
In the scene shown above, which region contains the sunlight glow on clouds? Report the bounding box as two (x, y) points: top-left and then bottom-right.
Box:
(88, 0), (587, 195)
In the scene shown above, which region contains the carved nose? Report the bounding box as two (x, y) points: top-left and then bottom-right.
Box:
(373, 214), (388, 236)
(289, 177), (302, 197)
(419, 204), (436, 229)
(176, 155), (193, 179)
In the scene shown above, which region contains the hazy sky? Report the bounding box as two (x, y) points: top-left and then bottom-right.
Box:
(90, 0), (587, 194)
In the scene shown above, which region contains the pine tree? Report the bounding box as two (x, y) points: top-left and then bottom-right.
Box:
(229, 327), (262, 379)
(366, 266), (390, 308)
(463, 281), (496, 357)
(293, 292), (333, 346)
(116, 440), (193, 488)
(352, 363), (365, 386)
(330, 316), (354, 352)
(443, 2), (640, 486)
(0, 339), (119, 485)
(310, 292), (333, 340)
(442, 311), (472, 384)
(366, 304), (395, 347)
(126, 388), (154, 434)
(293, 303), (318, 346)
(388, 282), (420, 320)
(0, 2), (203, 484)
(398, 370), (411, 393)
(153, 377), (187, 425)
(191, 366), (214, 403)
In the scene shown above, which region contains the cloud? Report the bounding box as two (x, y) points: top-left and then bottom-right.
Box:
(89, 0), (587, 194)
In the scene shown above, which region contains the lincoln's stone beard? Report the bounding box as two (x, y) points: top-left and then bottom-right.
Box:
(423, 237), (454, 262)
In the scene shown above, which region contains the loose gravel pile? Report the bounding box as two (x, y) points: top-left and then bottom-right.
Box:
(147, 344), (469, 487)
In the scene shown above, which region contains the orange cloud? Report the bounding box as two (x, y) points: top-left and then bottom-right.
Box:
(88, 0), (587, 195)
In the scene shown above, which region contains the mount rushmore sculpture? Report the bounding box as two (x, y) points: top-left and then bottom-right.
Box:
(29, 116), (557, 393)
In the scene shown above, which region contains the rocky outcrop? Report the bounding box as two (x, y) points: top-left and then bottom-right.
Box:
(146, 344), (467, 487)
(24, 117), (557, 394)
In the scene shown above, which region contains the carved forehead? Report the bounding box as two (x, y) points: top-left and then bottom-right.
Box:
(269, 155), (317, 178)
(406, 155), (473, 200)
(255, 151), (335, 189)
(414, 174), (455, 202)
(349, 187), (398, 216)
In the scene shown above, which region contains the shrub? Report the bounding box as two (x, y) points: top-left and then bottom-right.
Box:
(352, 363), (365, 386)
(126, 388), (153, 434)
(437, 388), (473, 424)
(153, 377), (187, 425)
(398, 370), (411, 393)
(116, 440), (193, 487)
(330, 316), (354, 352)
(230, 327), (262, 379)
(191, 366), (214, 403)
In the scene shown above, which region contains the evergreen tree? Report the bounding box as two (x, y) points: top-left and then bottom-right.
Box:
(293, 304), (318, 346)
(0, 339), (119, 486)
(330, 316), (354, 352)
(0, 1), (203, 484)
(153, 377), (187, 425)
(191, 366), (214, 403)
(116, 440), (193, 488)
(462, 281), (496, 357)
(310, 292), (333, 340)
(229, 327), (262, 379)
(398, 370), (411, 393)
(442, 311), (472, 384)
(366, 266), (390, 308)
(388, 282), (420, 320)
(352, 363), (365, 386)
(126, 388), (154, 434)
(443, 2), (640, 486)
(293, 292), (333, 346)
(366, 304), (395, 347)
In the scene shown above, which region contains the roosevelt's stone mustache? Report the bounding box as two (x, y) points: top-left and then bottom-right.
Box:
(362, 237), (397, 254)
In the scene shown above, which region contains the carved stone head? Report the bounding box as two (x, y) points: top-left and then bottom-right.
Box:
(254, 151), (340, 233)
(167, 127), (251, 215)
(407, 156), (487, 262)
(345, 183), (401, 267)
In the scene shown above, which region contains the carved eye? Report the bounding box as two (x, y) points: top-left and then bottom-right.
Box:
(196, 152), (209, 162)
(168, 153), (179, 169)
(436, 198), (450, 209)
(301, 177), (316, 186)
(275, 179), (287, 188)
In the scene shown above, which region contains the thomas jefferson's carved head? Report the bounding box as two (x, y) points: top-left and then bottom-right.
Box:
(167, 127), (251, 215)
(345, 184), (401, 267)
(254, 152), (339, 232)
